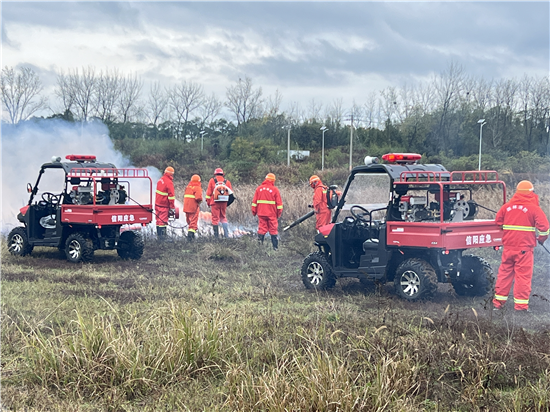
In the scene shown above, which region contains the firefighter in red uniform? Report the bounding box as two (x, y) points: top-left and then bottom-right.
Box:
(252, 173), (283, 250)
(205, 168), (233, 238)
(493, 180), (549, 312)
(155, 166), (176, 240)
(183, 174), (203, 240)
(309, 175), (331, 231)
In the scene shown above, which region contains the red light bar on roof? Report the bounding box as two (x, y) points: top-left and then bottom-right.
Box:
(65, 155), (97, 162)
(382, 153), (421, 164)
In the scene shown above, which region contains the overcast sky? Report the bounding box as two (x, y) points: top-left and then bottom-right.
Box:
(2, 1), (549, 116)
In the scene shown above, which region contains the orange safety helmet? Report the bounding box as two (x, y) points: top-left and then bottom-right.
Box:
(164, 166), (175, 175)
(214, 168), (224, 175)
(191, 174), (201, 182)
(516, 180), (534, 193)
(309, 175), (321, 187)
(265, 173), (276, 182)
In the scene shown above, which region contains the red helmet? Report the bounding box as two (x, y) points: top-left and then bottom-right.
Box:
(309, 175), (321, 187)
(214, 168), (224, 175)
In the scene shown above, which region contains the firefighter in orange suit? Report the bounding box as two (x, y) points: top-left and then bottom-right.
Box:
(493, 180), (549, 312)
(309, 175), (331, 231)
(155, 166), (176, 240)
(252, 173), (283, 250)
(205, 168), (233, 238)
(183, 174), (203, 240)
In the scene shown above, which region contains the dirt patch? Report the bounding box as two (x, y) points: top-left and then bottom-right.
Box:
(61, 288), (147, 305)
(1, 271), (39, 282)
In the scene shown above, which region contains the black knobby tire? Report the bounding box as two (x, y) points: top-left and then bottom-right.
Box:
(7, 227), (33, 256)
(452, 255), (493, 297)
(394, 258), (438, 301)
(117, 231), (145, 260)
(65, 233), (94, 263)
(301, 251), (336, 290)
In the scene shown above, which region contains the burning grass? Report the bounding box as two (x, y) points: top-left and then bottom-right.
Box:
(2, 180), (550, 411)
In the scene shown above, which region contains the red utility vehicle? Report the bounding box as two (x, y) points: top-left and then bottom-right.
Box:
(7, 155), (153, 263)
(301, 153), (505, 300)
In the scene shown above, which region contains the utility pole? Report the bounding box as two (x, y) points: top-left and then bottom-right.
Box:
(349, 114), (354, 171)
(286, 126), (291, 167)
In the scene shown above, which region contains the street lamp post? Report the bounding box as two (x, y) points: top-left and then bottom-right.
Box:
(285, 126), (291, 167)
(477, 119), (486, 171)
(320, 126), (327, 170)
(200, 130), (207, 153)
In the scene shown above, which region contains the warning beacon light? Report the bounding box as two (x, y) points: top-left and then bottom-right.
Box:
(382, 153), (422, 165)
(65, 155), (97, 162)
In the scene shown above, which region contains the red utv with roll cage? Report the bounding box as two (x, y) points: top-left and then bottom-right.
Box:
(7, 155), (153, 263)
(301, 153), (506, 301)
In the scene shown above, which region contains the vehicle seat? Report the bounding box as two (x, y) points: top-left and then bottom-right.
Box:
(39, 214), (56, 229)
(363, 238), (379, 251)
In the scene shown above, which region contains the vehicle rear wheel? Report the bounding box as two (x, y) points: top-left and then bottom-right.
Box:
(301, 251), (336, 290)
(65, 233), (94, 263)
(394, 258), (438, 301)
(7, 227), (33, 256)
(452, 255), (493, 297)
(117, 231), (144, 260)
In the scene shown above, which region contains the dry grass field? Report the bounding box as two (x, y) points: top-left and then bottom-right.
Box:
(2, 179), (550, 411)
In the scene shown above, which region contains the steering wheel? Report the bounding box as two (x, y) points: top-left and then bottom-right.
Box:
(41, 192), (61, 206)
(350, 205), (371, 224)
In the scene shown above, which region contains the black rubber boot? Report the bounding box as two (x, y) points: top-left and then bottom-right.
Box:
(213, 225), (219, 238)
(187, 231), (195, 241)
(258, 234), (265, 244)
(157, 226), (166, 241)
(271, 235), (279, 251)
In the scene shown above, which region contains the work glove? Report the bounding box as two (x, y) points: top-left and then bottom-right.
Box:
(252, 212), (257, 217)
(169, 208), (175, 217)
(538, 237), (547, 246)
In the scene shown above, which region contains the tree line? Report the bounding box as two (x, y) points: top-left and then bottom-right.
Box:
(2, 63), (549, 180)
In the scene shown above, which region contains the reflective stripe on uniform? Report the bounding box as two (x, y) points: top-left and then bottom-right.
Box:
(168, 196), (175, 200)
(502, 224), (535, 232)
(540, 229), (550, 236)
(205, 195), (211, 199)
(514, 298), (529, 305)
(184, 194), (196, 198)
(277, 205), (283, 209)
(251, 203), (257, 207)
(494, 294), (508, 301)
(257, 200), (276, 205)
(156, 190), (168, 196)
(188, 228), (196, 233)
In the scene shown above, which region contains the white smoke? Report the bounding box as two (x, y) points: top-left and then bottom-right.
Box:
(1, 119), (161, 233)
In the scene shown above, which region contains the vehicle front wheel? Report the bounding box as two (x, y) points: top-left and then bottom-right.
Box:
(7, 227), (33, 256)
(301, 251), (336, 290)
(452, 255), (493, 297)
(65, 233), (94, 263)
(394, 258), (438, 301)
(117, 231), (144, 260)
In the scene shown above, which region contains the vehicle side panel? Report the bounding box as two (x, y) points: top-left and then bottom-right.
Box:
(386, 220), (503, 250)
(61, 205), (153, 226)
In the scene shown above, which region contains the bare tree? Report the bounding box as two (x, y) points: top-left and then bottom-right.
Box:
(306, 98), (323, 123)
(118, 73), (143, 123)
(326, 97), (344, 126)
(363, 92), (378, 129)
(225, 76), (263, 126)
(55, 70), (76, 116)
(145, 81), (168, 126)
(96, 68), (123, 122)
(286, 101), (304, 124)
(168, 81), (204, 136)
(1, 66), (47, 123)
(265, 89), (283, 118)
(198, 92), (222, 129)
(433, 61), (465, 152)
(67, 66), (97, 121)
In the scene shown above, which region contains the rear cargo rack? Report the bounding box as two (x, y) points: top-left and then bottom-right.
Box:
(399, 170), (500, 184)
(67, 168), (149, 178)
